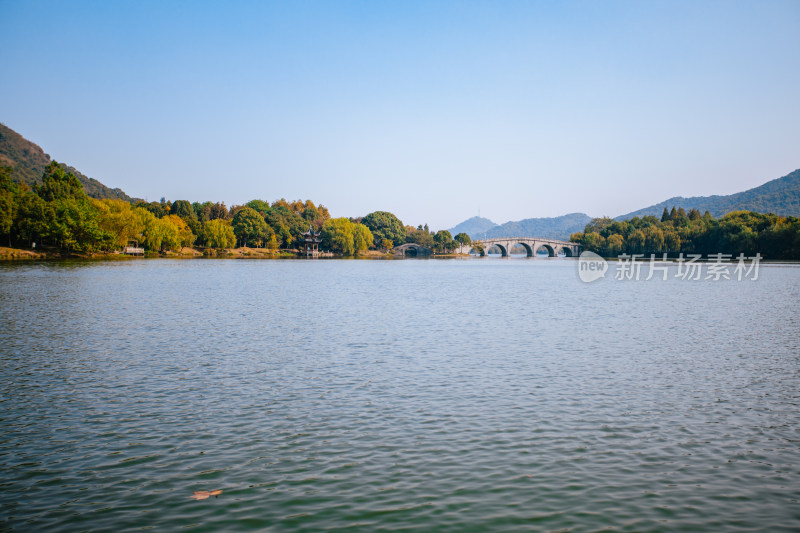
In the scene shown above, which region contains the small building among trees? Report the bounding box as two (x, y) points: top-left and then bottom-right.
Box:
(300, 227), (322, 257)
(123, 240), (144, 256)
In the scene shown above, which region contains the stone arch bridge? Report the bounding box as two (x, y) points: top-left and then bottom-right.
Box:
(458, 237), (581, 257)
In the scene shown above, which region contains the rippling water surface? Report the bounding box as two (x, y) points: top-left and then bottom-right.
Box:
(1, 258), (799, 532)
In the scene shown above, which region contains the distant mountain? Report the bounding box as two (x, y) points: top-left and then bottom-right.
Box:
(449, 169), (800, 240)
(0, 122), (138, 202)
(483, 213), (592, 241)
(449, 212), (592, 241)
(448, 216), (497, 237)
(616, 169), (800, 220)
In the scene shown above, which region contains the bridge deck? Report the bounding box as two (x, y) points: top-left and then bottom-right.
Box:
(471, 237), (576, 246)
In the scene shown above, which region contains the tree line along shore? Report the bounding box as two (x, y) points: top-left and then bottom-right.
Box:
(0, 163), (472, 258)
(2, 163), (799, 261)
(570, 207), (800, 259)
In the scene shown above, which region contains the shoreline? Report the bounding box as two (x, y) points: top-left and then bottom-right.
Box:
(0, 246), (473, 261)
(4, 246), (799, 263)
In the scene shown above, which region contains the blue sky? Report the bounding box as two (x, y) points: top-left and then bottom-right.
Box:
(1, 0), (798, 229)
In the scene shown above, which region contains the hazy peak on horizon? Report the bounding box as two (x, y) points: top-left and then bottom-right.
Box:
(448, 216), (498, 237)
(449, 213), (592, 241)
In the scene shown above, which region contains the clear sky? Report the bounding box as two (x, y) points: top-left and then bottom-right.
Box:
(1, 0), (798, 229)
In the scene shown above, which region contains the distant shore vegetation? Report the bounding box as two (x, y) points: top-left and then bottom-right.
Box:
(7, 163), (798, 261)
(570, 207), (800, 259)
(0, 164), (470, 257)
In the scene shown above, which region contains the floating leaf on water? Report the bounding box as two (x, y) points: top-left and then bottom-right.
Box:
(191, 489), (222, 500)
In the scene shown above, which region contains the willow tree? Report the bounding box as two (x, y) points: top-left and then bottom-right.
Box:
(93, 199), (147, 249)
(203, 219), (236, 249)
(353, 223), (374, 254)
(321, 218), (374, 255)
(321, 217), (355, 255)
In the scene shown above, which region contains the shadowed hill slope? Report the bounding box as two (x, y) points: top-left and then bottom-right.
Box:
(0, 122), (138, 202)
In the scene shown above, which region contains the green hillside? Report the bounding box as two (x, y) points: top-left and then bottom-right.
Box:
(0, 122), (138, 202)
(616, 169), (800, 220)
(482, 213), (592, 241)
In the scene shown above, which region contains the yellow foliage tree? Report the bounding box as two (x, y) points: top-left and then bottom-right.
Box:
(353, 223), (374, 254)
(165, 214), (196, 248)
(92, 199), (146, 249)
(203, 219), (236, 249)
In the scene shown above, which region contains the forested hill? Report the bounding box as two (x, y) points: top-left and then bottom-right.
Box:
(449, 213), (592, 241)
(616, 169), (800, 220)
(0, 123), (138, 202)
(483, 213), (592, 240)
(448, 216), (497, 237)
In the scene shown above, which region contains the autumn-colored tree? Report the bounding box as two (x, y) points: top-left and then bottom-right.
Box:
(165, 214), (196, 248)
(606, 234), (624, 255)
(321, 217), (355, 255)
(627, 230), (646, 253)
(92, 199), (147, 249)
(664, 231), (681, 252)
(643, 226), (665, 252)
(581, 231), (605, 253)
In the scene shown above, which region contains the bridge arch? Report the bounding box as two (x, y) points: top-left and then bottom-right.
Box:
(486, 243), (509, 257)
(510, 242), (534, 257)
(557, 246), (575, 257)
(392, 243), (432, 257)
(535, 243), (556, 257)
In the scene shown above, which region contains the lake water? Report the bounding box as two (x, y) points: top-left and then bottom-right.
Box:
(1, 258), (799, 531)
